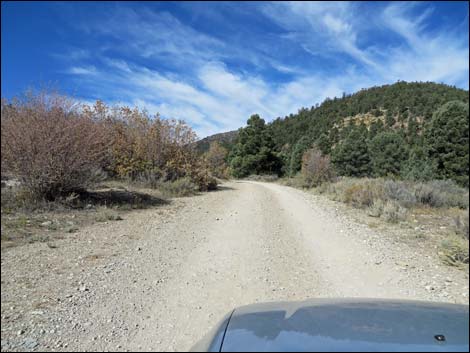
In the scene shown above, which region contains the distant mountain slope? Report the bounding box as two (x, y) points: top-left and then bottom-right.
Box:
(268, 81), (469, 151)
(198, 81), (468, 154)
(195, 130), (238, 153)
(205, 81), (468, 184)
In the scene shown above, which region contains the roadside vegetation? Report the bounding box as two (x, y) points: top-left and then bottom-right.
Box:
(1, 90), (218, 247)
(279, 175), (469, 267)
(222, 81), (469, 267)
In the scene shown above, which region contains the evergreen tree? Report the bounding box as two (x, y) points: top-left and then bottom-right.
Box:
(316, 133), (331, 155)
(369, 131), (408, 177)
(288, 136), (312, 176)
(369, 119), (385, 139)
(331, 127), (370, 177)
(202, 82), (469, 182)
(401, 145), (437, 181)
(407, 115), (419, 145)
(385, 109), (395, 127)
(425, 101), (469, 186)
(229, 114), (281, 178)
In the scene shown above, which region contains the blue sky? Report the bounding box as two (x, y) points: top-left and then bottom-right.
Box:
(2, 1), (469, 137)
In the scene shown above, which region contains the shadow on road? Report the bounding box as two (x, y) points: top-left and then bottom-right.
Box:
(80, 189), (169, 208)
(213, 185), (236, 192)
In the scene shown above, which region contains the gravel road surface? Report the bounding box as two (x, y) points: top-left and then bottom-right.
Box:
(1, 181), (468, 351)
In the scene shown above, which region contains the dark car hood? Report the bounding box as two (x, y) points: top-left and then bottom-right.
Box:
(193, 298), (469, 352)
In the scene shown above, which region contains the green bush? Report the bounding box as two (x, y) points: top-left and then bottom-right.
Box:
(331, 128), (371, 177)
(289, 136), (312, 176)
(229, 114), (281, 178)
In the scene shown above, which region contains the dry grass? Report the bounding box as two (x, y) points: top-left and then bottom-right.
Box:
(157, 177), (199, 197)
(280, 176), (469, 267)
(278, 174), (308, 188)
(1, 181), (168, 248)
(94, 207), (123, 222)
(245, 174), (279, 182)
(439, 235), (469, 267)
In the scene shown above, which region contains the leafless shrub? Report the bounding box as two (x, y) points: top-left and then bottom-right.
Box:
(301, 147), (335, 187)
(94, 207), (123, 222)
(1, 91), (111, 200)
(204, 141), (228, 179)
(279, 174), (309, 189)
(83, 101), (216, 191)
(1, 91), (217, 201)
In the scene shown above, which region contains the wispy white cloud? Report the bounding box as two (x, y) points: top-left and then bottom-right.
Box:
(51, 48), (90, 62)
(264, 1), (469, 87)
(379, 3), (469, 87)
(80, 7), (225, 68)
(67, 66), (97, 75)
(263, 1), (378, 67)
(61, 1), (468, 137)
(71, 58), (376, 138)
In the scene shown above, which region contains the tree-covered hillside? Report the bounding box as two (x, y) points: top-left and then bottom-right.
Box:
(194, 130), (238, 153)
(226, 81), (469, 186)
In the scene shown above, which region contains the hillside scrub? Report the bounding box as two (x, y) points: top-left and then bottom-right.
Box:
(320, 178), (469, 212)
(312, 177), (469, 265)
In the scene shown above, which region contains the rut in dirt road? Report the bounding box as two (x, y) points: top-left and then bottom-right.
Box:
(124, 181), (456, 351)
(128, 181), (328, 351)
(2, 181), (467, 352)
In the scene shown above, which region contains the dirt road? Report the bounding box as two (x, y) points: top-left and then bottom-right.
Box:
(1, 181), (468, 351)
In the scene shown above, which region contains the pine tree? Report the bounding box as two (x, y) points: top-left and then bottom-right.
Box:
(316, 133), (331, 155)
(289, 136), (312, 176)
(369, 119), (385, 139)
(425, 101), (469, 186)
(331, 127), (371, 177)
(369, 131), (408, 177)
(385, 109), (395, 127)
(229, 114), (281, 178)
(401, 145), (437, 181)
